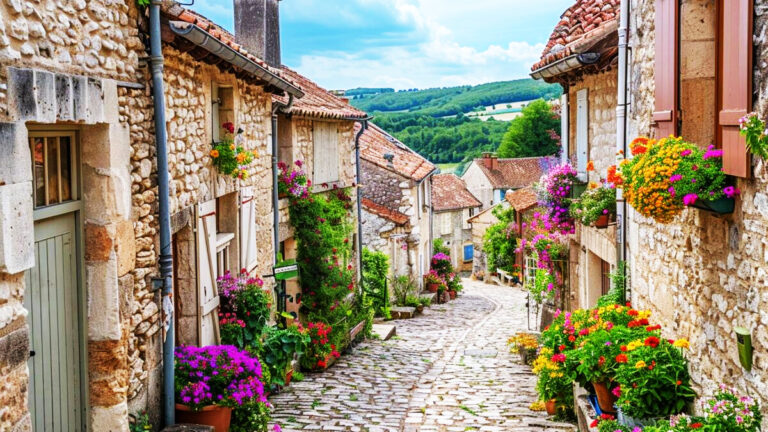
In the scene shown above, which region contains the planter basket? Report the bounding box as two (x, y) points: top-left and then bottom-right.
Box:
(592, 214), (610, 229)
(691, 197), (735, 215)
(592, 381), (617, 414)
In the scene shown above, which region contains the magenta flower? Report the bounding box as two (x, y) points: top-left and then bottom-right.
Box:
(681, 149), (692, 156)
(683, 193), (698, 206)
(723, 186), (741, 198)
(669, 174), (682, 182)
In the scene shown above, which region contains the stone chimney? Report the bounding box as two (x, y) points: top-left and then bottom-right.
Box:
(482, 152), (498, 171)
(234, 0), (281, 67)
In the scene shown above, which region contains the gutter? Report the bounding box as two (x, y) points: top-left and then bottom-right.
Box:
(530, 53), (600, 80)
(149, 0), (175, 426)
(615, 0), (630, 301)
(353, 118), (371, 285)
(271, 94), (294, 264)
(168, 21), (304, 98)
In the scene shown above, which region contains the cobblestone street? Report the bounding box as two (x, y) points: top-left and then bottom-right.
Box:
(270, 279), (577, 431)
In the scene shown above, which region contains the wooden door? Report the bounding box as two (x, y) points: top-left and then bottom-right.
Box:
(25, 213), (84, 431)
(240, 187), (259, 274)
(197, 199), (221, 346)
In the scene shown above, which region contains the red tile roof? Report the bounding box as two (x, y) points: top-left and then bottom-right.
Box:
(274, 67), (368, 119)
(472, 157), (549, 190)
(505, 187), (539, 212)
(358, 123), (435, 181)
(361, 198), (409, 225)
(531, 0), (620, 71)
(431, 174), (482, 212)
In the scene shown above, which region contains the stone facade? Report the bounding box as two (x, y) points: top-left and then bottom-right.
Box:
(462, 161), (495, 209)
(626, 0), (768, 423)
(469, 204), (502, 280)
(434, 210), (475, 272)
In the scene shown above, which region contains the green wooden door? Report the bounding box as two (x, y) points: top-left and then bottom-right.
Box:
(24, 213), (84, 431)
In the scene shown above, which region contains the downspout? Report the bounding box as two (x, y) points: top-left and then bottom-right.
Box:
(616, 0), (630, 300)
(354, 119), (371, 285)
(272, 94), (294, 265)
(148, 0), (174, 426)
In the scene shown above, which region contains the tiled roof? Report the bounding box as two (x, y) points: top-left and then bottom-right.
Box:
(505, 187), (539, 212)
(361, 198), (409, 225)
(531, 0), (620, 71)
(472, 157), (549, 190)
(431, 174), (482, 212)
(358, 123), (436, 181)
(273, 67), (368, 119)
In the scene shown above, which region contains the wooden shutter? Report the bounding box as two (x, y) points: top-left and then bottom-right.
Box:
(197, 199), (221, 346)
(719, 0), (753, 177)
(240, 187), (259, 273)
(313, 122), (339, 184)
(576, 89), (588, 181)
(560, 93), (569, 163)
(653, 0), (679, 138)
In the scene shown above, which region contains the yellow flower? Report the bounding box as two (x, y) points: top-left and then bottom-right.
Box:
(626, 340), (643, 351)
(230, 144), (236, 150)
(635, 360), (647, 369)
(673, 339), (690, 349)
(588, 182), (599, 189)
(252, 150), (259, 158)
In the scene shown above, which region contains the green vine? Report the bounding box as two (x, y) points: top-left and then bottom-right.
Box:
(739, 113), (768, 160)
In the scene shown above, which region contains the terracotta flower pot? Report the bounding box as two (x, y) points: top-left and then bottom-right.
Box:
(448, 290), (457, 300)
(416, 305), (425, 313)
(427, 283), (439, 293)
(175, 404), (233, 432)
(594, 214), (610, 228)
(285, 369), (294, 386)
(545, 399), (557, 415)
(592, 381), (618, 414)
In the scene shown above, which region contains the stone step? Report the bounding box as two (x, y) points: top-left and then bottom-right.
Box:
(389, 306), (416, 319)
(371, 323), (396, 340)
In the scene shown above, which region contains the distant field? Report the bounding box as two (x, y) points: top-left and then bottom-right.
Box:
(436, 163), (460, 174)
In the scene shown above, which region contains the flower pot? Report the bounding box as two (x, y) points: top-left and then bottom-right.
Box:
(691, 196), (735, 215)
(545, 399), (557, 415)
(427, 283), (439, 293)
(285, 369), (293, 386)
(175, 404), (233, 432)
(593, 214), (610, 229)
(592, 381), (617, 414)
(448, 290), (457, 300)
(416, 305), (425, 313)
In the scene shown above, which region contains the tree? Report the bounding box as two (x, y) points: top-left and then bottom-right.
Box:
(496, 99), (561, 158)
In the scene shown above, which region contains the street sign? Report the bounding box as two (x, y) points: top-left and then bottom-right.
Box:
(274, 259), (298, 281)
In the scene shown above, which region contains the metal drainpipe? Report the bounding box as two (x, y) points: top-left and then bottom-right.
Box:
(149, 0), (174, 426)
(354, 119), (369, 285)
(616, 0), (630, 300)
(272, 94), (294, 263)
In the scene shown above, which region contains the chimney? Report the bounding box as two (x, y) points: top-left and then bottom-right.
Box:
(234, 0), (281, 67)
(482, 152), (498, 170)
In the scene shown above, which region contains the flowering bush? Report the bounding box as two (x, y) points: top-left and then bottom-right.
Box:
(528, 268), (555, 304)
(218, 270), (270, 349)
(175, 345), (267, 409)
(278, 160), (310, 199)
(210, 122), (257, 179)
(570, 183), (617, 226)
(621, 136), (732, 223)
(430, 252), (453, 277)
(739, 113), (768, 160)
(532, 347), (574, 411)
(423, 270), (445, 288)
(300, 321), (340, 370)
(537, 162), (579, 227)
(508, 331), (539, 364)
(261, 324), (310, 388)
(483, 205), (519, 273)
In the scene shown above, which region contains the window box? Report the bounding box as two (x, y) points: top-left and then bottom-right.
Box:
(690, 196), (735, 215)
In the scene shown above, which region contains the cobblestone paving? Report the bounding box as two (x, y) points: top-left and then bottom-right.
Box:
(270, 279), (577, 431)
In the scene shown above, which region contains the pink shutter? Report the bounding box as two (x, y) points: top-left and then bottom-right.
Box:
(653, 0), (678, 138)
(719, 0), (753, 178)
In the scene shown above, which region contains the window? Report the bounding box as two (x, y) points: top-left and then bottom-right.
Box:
(240, 187), (259, 273)
(216, 232), (235, 276)
(30, 132), (77, 208)
(312, 122), (339, 184)
(212, 84), (235, 143)
(601, 260), (611, 296)
(440, 212), (452, 235)
(576, 88), (588, 181)
(462, 209), (471, 230)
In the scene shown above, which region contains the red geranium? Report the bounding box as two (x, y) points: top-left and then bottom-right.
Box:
(615, 354), (628, 363)
(644, 336), (660, 348)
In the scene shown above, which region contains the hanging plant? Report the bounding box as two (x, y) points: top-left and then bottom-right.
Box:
(739, 113), (768, 160)
(210, 122), (257, 179)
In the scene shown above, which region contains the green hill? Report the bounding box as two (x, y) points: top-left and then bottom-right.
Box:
(349, 79), (561, 117)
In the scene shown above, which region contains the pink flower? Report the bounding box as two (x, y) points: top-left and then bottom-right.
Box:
(683, 193), (698, 206)
(669, 174), (682, 182)
(723, 186), (741, 198)
(681, 149), (692, 157)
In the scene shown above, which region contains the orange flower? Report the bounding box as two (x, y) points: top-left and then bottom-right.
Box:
(230, 144), (236, 150)
(586, 160), (595, 172)
(210, 149), (219, 158)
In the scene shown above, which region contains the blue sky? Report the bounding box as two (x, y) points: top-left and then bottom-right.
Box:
(191, 0), (573, 90)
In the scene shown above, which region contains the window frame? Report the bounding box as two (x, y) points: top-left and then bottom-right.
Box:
(29, 130), (79, 211)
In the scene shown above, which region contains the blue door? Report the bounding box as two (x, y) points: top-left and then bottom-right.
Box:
(463, 244), (474, 261)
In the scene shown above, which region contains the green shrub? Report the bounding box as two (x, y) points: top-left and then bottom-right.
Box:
(362, 248), (389, 316)
(483, 205), (518, 273)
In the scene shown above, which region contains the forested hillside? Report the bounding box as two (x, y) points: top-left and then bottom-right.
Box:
(350, 79), (561, 117)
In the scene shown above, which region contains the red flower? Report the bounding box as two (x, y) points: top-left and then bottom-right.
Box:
(615, 354), (628, 363)
(568, 335), (576, 342)
(551, 354), (566, 363)
(627, 309), (639, 316)
(646, 325), (662, 332)
(644, 336), (660, 348)
(558, 344), (566, 352)
(598, 356), (605, 366)
(691, 423), (703, 429)
(222, 122), (235, 134)
(590, 419), (598, 428)
(639, 318), (649, 325)
(620, 345), (628, 352)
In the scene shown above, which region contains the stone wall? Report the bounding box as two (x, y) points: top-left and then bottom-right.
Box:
(567, 68), (618, 179)
(361, 210), (395, 253)
(626, 0), (768, 422)
(462, 162), (494, 209)
(361, 160), (405, 210)
(434, 210), (473, 272)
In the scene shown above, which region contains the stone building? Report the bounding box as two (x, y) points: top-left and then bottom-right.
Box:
(467, 202), (504, 280)
(504, 186), (539, 271)
(430, 173), (481, 272)
(625, 0), (768, 420)
(359, 123), (436, 285)
(530, 0), (621, 309)
(272, 66), (368, 320)
(461, 153), (548, 209)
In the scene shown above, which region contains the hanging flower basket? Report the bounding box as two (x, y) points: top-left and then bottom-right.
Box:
(210, 122), (257, 179)
(593, 214), (610, 228)
(690, 196), (735, 215)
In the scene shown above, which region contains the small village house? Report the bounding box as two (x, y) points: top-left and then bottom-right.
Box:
(504, 186), (539, 271)
(530, 0), (621, 309)
(461, 153), (547, 209)
(359, 123), (436, 286)
(430, 173), (481, 272)
(467, 202), (504, 281)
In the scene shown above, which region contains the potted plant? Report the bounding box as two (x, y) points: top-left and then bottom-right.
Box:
(570, 183), (616, 228)
(507, 332), (539, 365)
(621, 136), (737, 223)
(261, 324), (310, 390)
(175, 345), (268, 431)
(210, 122), (257, 179)
(300, 321), (340, 371)
(277, 160), (310, 199)
(424, 271), (443, 293)
(532, 347), (573, 417)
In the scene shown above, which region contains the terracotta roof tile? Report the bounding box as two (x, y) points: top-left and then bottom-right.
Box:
(361, 198), (409, 225)
(473, 157), (551, 190)
(431, 174), (482, 212)
(531, 0), (620, 71)
(358, 123), (436, 181)
(273, 67), (368, 119)
(505, 187), (539, 212)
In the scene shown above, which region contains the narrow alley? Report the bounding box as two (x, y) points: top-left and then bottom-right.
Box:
(270, 280), (577, 432)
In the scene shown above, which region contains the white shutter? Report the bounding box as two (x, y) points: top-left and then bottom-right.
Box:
(197, 199), (221, 346)
(576, 89), (589, 181)
(313, 122), (339, 184)
(462, 209), (471, 230)
(240, 187), (259, 273)
(441, 213), (452, 235)
(560, 93), (569, 164)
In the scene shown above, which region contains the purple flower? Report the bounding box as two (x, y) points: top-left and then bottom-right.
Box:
(683, 193), (698, 206)
(669, 174), (682, 183)
(668, 187), (676, 197)
(703, 148), (723, 160)
(723, 186), (740, 198)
